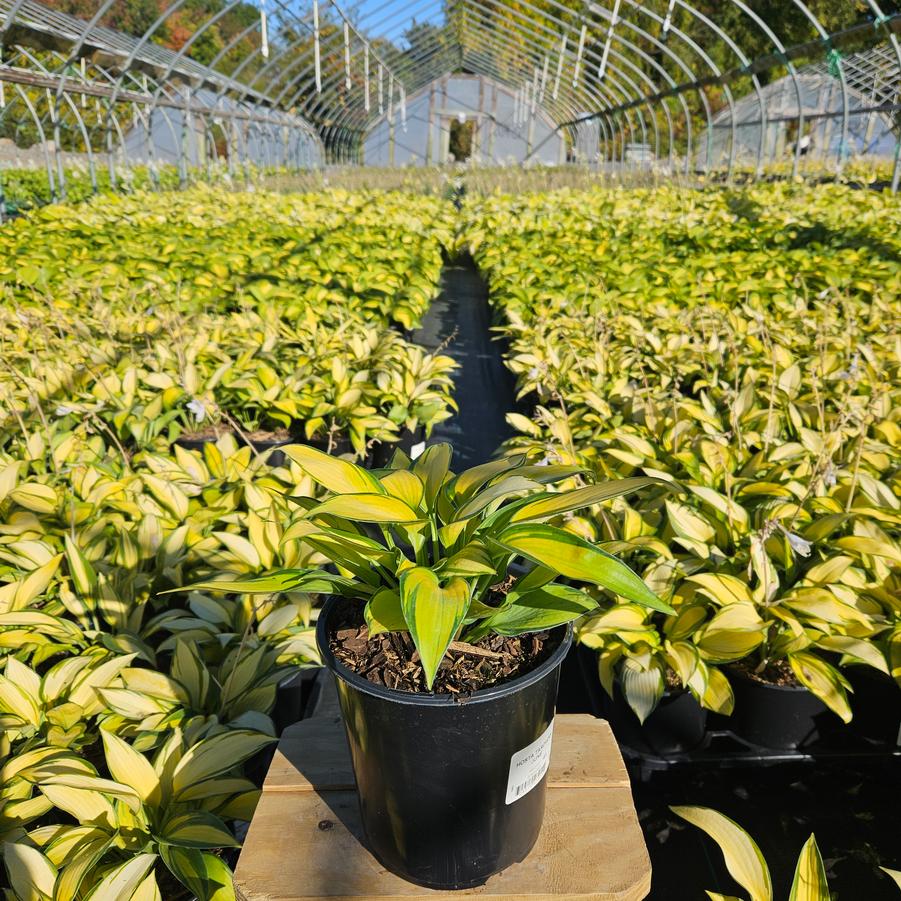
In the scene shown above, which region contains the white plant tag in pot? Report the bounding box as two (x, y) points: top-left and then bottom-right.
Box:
(506, 719), (554, 804)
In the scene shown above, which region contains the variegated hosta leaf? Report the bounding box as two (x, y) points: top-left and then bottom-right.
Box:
(440, 543), (497, 577)
(789, 834), (830, 901)
(0, 554), (63, 613)
(413, 443), (453, 508)
(483, 584), (597, 636)
(788, 652), (852, 723)
(171, 731), (276, 797)
(159, 811), (240, 849)
(620, 659), (665, 724)
(364, 589), (407, 636)
(310, 493), (422, 523)
(496, 523), (674, 614)
(100, 730), (161, 806)
(399, 568), (471, 690)
(507, 478), (666, 523)
(53, 835), (113, 901)
(699, 665), (735, 716)
(175, 570), (350, 595)
(379, 470), (425, 509)
(160, 844), (236, 901)
(283, 445), (384, 495)
(2, 840), (57, 901)
(671, 806), (773, 901)
(84, 853), (158, 901)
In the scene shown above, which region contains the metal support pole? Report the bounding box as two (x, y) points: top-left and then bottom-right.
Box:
(388, 110), (395, 165)
(553, 35), (566, 100)
(180, 84), (190, 187)
(489, 81), (497, 160)
(426, 81), (435, 164)
(573, 23), (587, 86)
(313, 0), (322, 93)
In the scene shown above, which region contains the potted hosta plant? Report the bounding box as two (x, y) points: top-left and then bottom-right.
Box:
(192, 443), (672, 889)
(683, 565), (889, 751)
(577, 601), (733, 756)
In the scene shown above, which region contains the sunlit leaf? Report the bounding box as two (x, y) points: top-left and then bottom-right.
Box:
(496, 524), (673, 614)
(789, 834), (830, 901)
(671, 806), (772, 901)
(399, 568), (471, 689)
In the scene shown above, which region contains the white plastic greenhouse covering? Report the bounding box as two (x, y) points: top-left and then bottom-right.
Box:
(363, 75), (565, 166)
(0, 0), (899, 195)
(701, 44), (900, 168)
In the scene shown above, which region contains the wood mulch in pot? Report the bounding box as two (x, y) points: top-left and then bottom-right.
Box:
(328, 599), (556, 696)
(730, 658), (802, 688)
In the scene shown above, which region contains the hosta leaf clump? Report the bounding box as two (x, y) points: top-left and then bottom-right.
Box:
(194, 444), (672, 690)
(465, 182), (900, 722)
(0, 188), (458, 457)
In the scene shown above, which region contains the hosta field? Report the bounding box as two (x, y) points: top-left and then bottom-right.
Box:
(466, 182), (901, 722)
(0, 188), (457, 899)
(1, 188), (457, 454)
(0, 179), (900, 899)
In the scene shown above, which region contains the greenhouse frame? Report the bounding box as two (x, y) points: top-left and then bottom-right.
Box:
(701, 43), (901, 168)
(0, 0), (899, 198)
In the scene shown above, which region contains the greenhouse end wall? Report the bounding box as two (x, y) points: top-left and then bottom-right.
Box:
(363, 75), (565, 167)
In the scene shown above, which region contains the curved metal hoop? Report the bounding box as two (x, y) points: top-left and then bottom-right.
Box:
(0, 0), (897, 189)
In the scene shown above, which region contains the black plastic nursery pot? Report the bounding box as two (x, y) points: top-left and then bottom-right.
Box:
(316, 597), (572, 890)
(846, 666), (901, 746)
(604, 683), (708, 756)
(273, 668), (320, 733)
(246, 438), (291, 467)
(174, 434), (228, 454)
(574, 645), (706, 755)
(728, 666), (830, 750)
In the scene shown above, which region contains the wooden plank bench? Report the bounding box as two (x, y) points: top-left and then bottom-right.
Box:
(235, 674), (652, 901)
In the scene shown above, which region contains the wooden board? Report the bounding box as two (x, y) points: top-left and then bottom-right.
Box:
(235, 679), (651, 901)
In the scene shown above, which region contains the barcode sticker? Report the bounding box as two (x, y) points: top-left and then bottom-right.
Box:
(505, 720), (554, 805)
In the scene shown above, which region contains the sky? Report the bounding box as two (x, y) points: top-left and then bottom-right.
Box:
(342, 0), (445, 45)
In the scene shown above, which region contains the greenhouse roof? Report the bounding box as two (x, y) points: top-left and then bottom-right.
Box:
(0, 0), (273, 100)
(807, 41), (901, 109)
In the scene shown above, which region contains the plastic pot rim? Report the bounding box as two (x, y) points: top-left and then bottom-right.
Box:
(316, 595), (573, 708)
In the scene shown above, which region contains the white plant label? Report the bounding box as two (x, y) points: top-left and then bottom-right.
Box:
(410, 441), (426, 460)
(505, 719), (554, 804)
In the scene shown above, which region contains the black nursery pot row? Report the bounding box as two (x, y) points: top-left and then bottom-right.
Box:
(575, 647), (901, 754)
